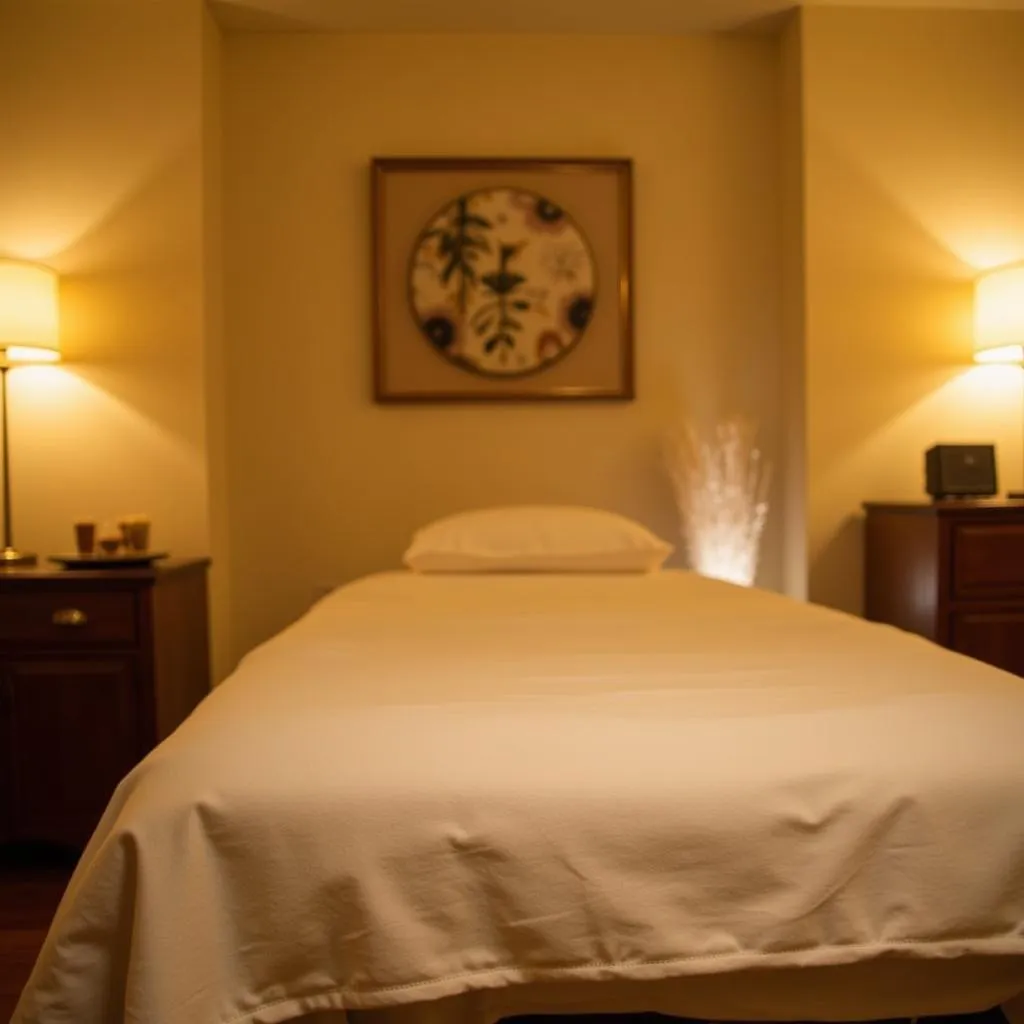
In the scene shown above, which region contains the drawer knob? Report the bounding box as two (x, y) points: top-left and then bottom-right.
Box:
(52, 608), (88, 628)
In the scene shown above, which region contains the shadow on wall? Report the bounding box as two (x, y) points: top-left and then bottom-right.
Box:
(812, 513), (865, 615)
(56, 139), (205, 450)
(806, 125), (986, 615)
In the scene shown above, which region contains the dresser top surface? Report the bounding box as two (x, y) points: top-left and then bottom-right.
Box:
(864, 499), (1024, 516)
(0, 557), (210, 585)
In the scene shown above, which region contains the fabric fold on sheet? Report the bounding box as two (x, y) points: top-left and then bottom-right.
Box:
(13, 571), (1024, 1024)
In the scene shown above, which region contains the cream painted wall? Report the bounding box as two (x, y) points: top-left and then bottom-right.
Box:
(203, 8), (232, 680)
(800, 8), (1024, 613)
(0, 0), (211, 567)
(6, 5), (1022, 667)
(780, 15), (808, 601)
(223, 33), (785, 659)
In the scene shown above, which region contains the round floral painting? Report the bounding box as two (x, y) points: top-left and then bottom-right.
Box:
(408, 187), (597, 378)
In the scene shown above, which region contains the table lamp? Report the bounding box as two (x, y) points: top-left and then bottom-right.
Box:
(974, 261), (1024, 499)
(0, 259), (60, 567)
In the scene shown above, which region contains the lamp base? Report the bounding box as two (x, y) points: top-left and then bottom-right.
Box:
(0, 546), (37, 568)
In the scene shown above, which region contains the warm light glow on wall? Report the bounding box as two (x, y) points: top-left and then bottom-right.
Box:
(11, 364), (77, 402)
(974, 261), (1024, 365)
(0, 260), (61, 365)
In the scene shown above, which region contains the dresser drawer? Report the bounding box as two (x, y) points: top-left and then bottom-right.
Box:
(0, 590), (138, 647)
(952, 522), (1024, 597)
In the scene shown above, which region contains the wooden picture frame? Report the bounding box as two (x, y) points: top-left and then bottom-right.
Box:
(371, 157), (633, 403)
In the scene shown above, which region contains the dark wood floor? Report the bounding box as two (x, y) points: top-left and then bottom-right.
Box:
(0, 849), (75, 1022)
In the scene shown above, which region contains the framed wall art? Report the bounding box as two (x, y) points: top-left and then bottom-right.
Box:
(371, 157), (633, 402)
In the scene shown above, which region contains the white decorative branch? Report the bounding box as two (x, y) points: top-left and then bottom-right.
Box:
(665, 418), (772, 587)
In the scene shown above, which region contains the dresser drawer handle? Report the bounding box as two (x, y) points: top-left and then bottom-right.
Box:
(52, 608), (89, 628)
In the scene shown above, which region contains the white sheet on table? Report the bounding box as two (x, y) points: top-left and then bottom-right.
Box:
(14, 571), (1024, 1024)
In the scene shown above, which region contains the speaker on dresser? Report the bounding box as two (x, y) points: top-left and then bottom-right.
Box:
(925, 444), (997, 500)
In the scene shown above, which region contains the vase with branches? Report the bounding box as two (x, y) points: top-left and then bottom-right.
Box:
(665, 417), (772, 587)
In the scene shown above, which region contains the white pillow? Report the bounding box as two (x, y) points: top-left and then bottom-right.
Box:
(403, 506), (673, 574)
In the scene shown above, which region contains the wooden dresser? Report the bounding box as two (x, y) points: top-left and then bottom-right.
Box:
(863, 501), (1024, 678)
(0, 558), (210, 850)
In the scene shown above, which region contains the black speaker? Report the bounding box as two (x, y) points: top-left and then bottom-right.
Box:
(925, 444), (997, 499)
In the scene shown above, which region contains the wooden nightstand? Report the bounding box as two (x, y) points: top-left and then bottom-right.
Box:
(0, 558), (210, 850)
(863, 501), (1024, 678)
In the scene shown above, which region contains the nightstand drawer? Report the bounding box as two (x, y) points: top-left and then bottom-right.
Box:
(0, 590), (138, 646)
(952, 523), (1024, 597)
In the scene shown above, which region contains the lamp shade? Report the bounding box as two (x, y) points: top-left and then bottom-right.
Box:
(974, 261), (1024, 364)
(0, 259), (60, 365)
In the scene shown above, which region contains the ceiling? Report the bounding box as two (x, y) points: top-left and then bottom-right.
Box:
(210, 0), (1024, 33)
